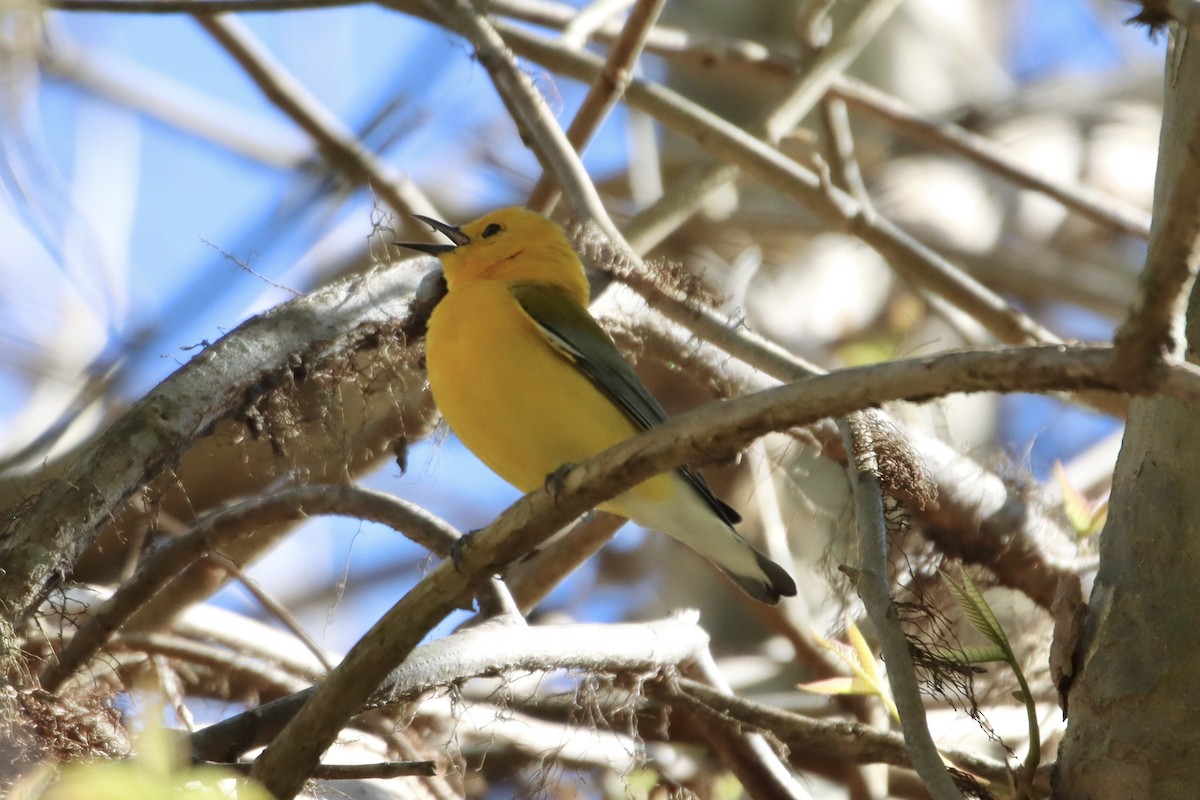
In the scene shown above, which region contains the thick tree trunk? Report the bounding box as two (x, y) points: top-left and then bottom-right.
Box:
(1055, 24), (1200, 798)
(1055, 398), (1200, 796)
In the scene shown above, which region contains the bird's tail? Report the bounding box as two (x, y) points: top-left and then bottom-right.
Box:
(720, 548), (797, 605)
(614, 485), (798, 605)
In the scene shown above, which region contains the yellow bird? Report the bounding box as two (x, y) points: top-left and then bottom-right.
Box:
(403, 206), (796, 604)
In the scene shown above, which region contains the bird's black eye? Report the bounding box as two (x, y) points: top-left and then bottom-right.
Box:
(481, 223), (503, 239)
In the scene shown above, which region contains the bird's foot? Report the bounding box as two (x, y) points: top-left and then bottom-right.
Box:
(449, 528), (480, 574)
(544, 463), (576, 501)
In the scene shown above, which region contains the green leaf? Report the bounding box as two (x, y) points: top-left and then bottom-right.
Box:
(928, 644), (1006, 665)
(941, 567), (1042, 788)
(941, 566), (1013, 660)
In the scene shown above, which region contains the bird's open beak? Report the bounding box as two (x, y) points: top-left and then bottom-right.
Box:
(396, 214), (470, 254)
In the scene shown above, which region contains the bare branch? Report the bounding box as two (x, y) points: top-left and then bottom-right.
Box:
(502, 24), (1057, 345)
(417, 0), (623, 243)
(830, 77), (1152, 239)
(761, 0), (903, 143)
(819, 95), (871, 206)
(205, 554), (338, 673)
(656, 678), (1016, 788)
(1114, 29), (1200, 373)
(39, 485), (502, 692)
(505, 512), (626, 612)
(622, 162), (743, 253)
(526, 0), (666, 214)
(192, 612), (708, 761)
(842, 416), (963, 800)
(195, 14), (436, 224)
(682, 651), (815, 800)
(115, 632), (311, 696)
(0, 249), (429, 653)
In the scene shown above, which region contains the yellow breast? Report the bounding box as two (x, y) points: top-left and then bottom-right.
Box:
(425, 280), (672, 506)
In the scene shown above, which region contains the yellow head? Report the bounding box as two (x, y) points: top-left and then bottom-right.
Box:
(404, 206), (589, 304)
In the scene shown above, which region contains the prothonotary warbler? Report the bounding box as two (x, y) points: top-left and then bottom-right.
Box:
(402, 206), (797, 604)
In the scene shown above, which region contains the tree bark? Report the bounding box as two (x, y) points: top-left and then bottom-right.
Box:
(1056, 22), (1200, 797)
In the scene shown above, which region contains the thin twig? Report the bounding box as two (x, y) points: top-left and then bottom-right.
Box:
(418, 0), (624, 244)
(192, 612), (707, 761)
(206, 553), (338, 673)
(505, 512), (626, 612)
(762, 0), (903, 143)
(948, 241), (1137, 319)
(115, 632), (311, 696)
(830, 76), (1152, 239)
(526, 0), (666, 214)
(682, 651), (815, 800)
(151, 653), (196, 732)
(195, 14), (436, 225)
(0, 360), (123, 477)
(492, 0), (801, 79)
(169, 599), (333, 680)
(617, 0), (901, 254)
(622, 162), (742, 252)
(655, 678), (1016, 788)
(52, 0), (364, 10)
(819, 95), (870, 207)
(559, 0), (635, 48)
(428, 693), (649, 772)
(842, 415), (963, 800)
(38, 485), (510, 691)
(43, 39), (309, 169)
(501, 24), (1057, 345)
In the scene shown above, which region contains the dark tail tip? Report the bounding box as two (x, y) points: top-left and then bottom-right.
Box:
(723, 552), (798, 605)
